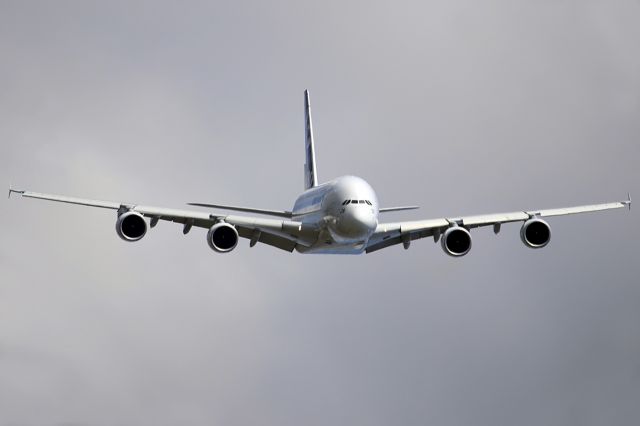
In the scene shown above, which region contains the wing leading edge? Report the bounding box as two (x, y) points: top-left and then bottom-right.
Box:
(366, 195), (631, 253)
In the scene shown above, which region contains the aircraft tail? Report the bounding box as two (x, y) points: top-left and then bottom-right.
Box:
(303, 89), (318, 190)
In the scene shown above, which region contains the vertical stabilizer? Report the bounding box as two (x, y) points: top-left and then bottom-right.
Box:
(304, 89), (318, 190)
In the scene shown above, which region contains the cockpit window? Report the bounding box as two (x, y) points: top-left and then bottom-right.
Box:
(343, 199), (372, 206)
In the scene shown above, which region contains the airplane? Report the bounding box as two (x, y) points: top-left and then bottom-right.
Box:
(9, 90), (632, 255)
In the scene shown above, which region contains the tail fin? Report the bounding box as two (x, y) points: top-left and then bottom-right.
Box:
(303, 89), (318, 190)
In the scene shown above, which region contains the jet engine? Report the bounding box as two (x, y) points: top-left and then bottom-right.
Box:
(116, 211), (148, 242)
(441, 226), (472, 257)
(520, 218), (551, 248)
(207, 223), (239, 253)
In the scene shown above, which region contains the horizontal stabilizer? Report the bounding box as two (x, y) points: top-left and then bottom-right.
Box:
(379, 206), (420, 213)
(188, 202), (293, 218)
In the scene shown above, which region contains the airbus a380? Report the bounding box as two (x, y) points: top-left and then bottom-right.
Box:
(10, 90), (631, 255)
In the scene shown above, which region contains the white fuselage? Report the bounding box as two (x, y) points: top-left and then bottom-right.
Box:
(292, 175), (379, 254)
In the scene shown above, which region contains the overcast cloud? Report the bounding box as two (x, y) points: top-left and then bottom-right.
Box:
(1, 1), (639, 425)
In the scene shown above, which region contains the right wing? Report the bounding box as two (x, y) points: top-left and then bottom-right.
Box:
(10, 189), (315, 252)
(366, 196), (631, 253)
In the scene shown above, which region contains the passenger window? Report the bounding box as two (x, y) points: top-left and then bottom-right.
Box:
(352, 200), (358, 204)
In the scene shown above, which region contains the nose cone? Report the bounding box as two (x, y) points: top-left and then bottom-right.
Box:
(335, 206), (377, 240)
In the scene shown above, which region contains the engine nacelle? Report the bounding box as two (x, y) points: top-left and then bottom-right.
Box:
(116, 211), (148, 242)
(520, 218), (551, 248)
(441, 226), (472, 257)
(207, 223), (239, 253)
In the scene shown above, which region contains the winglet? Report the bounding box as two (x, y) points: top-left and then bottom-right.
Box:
(624, 192), (631, 211)
(8, 183), (24, 199)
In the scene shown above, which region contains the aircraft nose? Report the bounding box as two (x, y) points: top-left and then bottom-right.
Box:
(337, 206), (377, 238)
(354, 208), (377, 231)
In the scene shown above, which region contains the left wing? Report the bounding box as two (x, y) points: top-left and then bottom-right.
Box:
(366, 195), (631, 253)
(9, 189), (314, 252)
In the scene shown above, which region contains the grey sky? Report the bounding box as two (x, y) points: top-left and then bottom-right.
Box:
(1, 1), (639, 425)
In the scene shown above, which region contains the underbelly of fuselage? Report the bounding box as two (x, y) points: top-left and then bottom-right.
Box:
(295, 240), (367, 255)
(293, 221), (370, 254)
